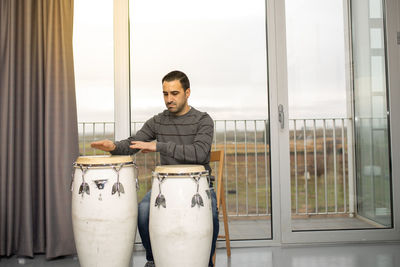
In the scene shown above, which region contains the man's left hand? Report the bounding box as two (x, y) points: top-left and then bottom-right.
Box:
(130, 141), (156, 153)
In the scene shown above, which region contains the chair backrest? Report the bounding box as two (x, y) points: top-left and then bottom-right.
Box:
(210, 150), (223, 163)
(209, 150), (224, 209)
(210, 150), (224, 181)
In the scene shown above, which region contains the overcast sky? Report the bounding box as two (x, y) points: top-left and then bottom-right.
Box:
(74, 0), (348, 122)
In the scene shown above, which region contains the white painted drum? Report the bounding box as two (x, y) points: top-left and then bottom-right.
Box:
(71, 155), (138, 267)
(149, 165), (213, 267)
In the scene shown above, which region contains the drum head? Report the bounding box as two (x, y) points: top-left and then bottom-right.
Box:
(75, 155), (134, 165)
(154, 165), (205, 174)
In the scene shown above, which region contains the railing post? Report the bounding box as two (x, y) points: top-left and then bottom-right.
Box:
(313, 119), (318, 214)
(347, 118), (355, 217)
(244, 120), (248, 215)
(294, 119), (298, 215)
(214, 120), (218, 190)
(254, 120), (258, 215)
(333, 119), (338, 213)
(92, 122), (96, 155)
(323, 119), (328, 213)
(234, 120), (238, 216)
(264, 120), (269, 215)
(341, 119), (347, 213)
(83, 123), (86, 155)
(224, 120), (228, 215)
(303, 119), (308, 214)
(103, 123), (106, 155)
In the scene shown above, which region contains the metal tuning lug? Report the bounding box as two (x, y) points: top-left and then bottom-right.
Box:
(112, 182), (125, 196)
(79, 182), (90, 195)
(205, 189), (211, 199)
(191, 176), (204, 208)
(94, 179), (108, 190)
(112, 164), (125, 197)
(191, 193), (204, 208)
(70, 164), (75, 192)
(78, 166), (90, 196)
(155, 193), (166, 208)
(155, 177), (166, 208)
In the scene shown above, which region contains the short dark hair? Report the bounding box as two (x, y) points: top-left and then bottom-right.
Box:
(162, 70), (190, 91)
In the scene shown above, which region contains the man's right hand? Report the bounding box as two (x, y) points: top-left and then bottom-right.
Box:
(90, 139), (116, 152)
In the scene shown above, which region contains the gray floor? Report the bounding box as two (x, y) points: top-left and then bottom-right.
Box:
(1, 218), (392, 266)
(1, 242), (399, 267)
(218, 216), (378, 240)
(131, 216), (375, 243)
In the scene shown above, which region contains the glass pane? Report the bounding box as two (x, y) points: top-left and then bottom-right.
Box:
(129, 0), (271, 240)
(352, 0), (392, 227)
(369, 0), (382, 19)
(285, 0), (392, 231)
(73, 0), (115, 155)
(285, 0), (358, 231)
(285, 0), (347, 119)
(370, 28), (383, 49)
(371, 56), (385, 92)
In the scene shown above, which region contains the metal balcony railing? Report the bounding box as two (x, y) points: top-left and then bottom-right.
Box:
(78, 118), (353, 218)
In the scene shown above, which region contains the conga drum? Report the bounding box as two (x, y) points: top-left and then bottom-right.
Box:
(71, 155), (138, 267)
(149, 165), (213, 267)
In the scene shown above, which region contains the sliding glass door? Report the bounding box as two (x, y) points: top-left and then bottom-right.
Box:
(352, 0), (392, 227)
(279, 0), (397, 243)
(284, 0), (355, 231)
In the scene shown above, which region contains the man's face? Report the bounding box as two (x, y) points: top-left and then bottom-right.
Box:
(162, 80), (190, 116)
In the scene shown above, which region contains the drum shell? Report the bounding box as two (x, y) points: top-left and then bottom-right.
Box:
(71, 164), (138, 267)
(149, 171), (213, 267)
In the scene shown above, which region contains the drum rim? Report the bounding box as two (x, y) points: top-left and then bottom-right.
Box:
(152, 170), (209, 177)
(73, 162), (136, 168)
(75, 155), (134, 165)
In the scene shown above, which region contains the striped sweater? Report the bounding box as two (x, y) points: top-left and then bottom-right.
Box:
(111, 107), (214, 172)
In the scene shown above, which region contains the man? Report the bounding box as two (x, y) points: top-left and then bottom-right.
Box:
(91, 70), (219, 267)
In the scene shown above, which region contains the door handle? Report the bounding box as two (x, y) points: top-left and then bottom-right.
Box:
(278, 104), (285, 129)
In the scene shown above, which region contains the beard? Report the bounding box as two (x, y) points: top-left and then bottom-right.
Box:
(166, 100), (187, 115)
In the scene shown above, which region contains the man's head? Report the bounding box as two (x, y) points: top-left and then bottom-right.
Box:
(162, 70), (191, 116)
(162, 70), (190, 91)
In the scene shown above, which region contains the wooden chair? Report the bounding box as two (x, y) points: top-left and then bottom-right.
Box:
(210, 150), (231, 265)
